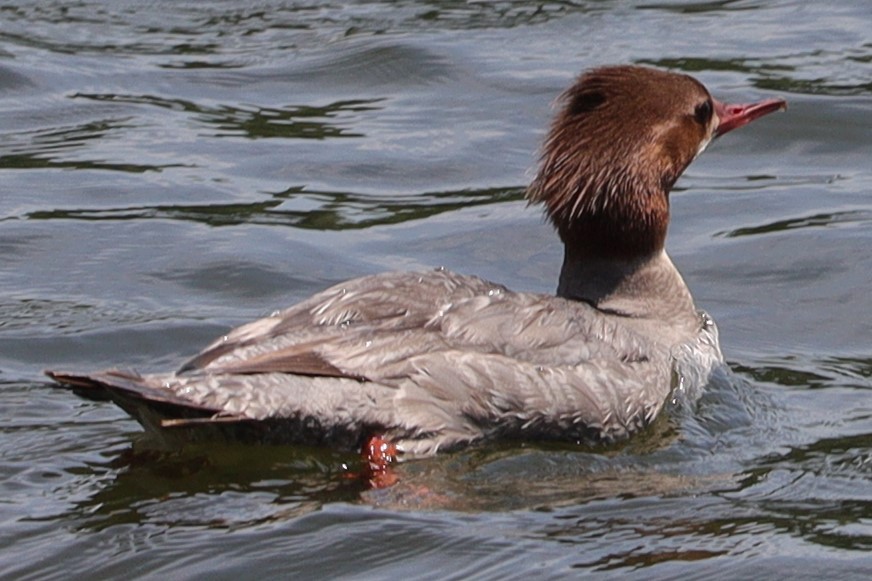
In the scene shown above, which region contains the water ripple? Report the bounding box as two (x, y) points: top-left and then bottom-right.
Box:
(23, 186), (524, 229)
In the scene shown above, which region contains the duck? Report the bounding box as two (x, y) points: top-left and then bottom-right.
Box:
(47, 65), (786, 461)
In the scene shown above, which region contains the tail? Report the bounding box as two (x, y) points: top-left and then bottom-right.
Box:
(46, 369), (238, 430)
(45, 369), (324, 445)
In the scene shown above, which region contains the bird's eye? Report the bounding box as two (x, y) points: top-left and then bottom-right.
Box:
(694, 99), (713, 125)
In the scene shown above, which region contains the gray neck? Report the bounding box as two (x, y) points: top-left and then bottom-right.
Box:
(557, 248), (699, 327)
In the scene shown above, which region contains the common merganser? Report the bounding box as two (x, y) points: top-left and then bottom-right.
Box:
(47, 65), (786, 460)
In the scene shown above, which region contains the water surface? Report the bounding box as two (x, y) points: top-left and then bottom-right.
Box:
(1, 1), (871, 578)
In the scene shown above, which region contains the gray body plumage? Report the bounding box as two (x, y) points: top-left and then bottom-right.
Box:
(49, 263), (723, 457)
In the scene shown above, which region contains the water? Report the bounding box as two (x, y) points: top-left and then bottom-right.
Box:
(1, 1), (870, 578)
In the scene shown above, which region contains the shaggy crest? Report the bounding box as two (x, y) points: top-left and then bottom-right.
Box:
(528, 65), (715, 259)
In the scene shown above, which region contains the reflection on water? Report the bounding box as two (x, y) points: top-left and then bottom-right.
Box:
(23, 186), (524, 228)
(0, 117), (176, 173)
(1, 0), (871, 578)
(721, 210), (872, 238)
(60, 442), (363, 531)
(74, 93), (383, 140)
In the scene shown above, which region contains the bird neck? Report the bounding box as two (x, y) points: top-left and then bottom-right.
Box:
(557, 247), (698, 325)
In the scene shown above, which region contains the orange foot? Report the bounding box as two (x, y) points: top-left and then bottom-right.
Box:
(361, 434), (399, 489)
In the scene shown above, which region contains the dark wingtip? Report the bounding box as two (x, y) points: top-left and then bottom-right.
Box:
(45, 370), (97, 388)
(45, 370), (116, 401)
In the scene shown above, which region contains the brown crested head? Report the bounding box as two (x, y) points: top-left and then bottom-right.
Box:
(528, 65), (785, 261)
